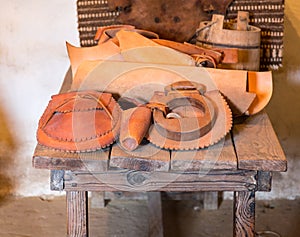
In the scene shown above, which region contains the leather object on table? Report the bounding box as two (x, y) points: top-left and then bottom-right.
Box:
(37, 90), (121, 152)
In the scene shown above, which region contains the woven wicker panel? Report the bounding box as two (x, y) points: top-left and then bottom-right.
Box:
(77, 0), (285, 70)
(225, 0), (285, 70)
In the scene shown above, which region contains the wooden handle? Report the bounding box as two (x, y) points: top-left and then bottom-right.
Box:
(237, 11), (249, 31)
(120, 106), (152, 151)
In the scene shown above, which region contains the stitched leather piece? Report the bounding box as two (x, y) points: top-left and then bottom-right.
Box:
(37, 90), (121, 152)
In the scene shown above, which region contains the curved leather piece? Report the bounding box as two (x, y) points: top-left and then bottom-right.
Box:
(37, 91), (121, 152)
(147, 81), (232, 150)
(152, 95), (216, 141)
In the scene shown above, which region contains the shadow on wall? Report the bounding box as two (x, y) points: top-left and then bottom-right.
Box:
(266, 13), (300, 159)
(0, 100), (17, 205)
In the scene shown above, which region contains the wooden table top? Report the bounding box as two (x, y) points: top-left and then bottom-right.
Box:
(32, 68), (287, 173)
(33, 111), (287, 173)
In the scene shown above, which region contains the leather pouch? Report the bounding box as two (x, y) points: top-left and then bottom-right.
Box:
(37, 90), (121, 152)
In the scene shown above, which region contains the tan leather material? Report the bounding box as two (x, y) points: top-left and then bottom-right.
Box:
(105, 28), (159, 41)
(37, 91), (121, 152)
(116, 30), (195, 66)
(209, 68), (256, 116)
(153, 39), (222, 67)
(94, 25), (135, 44)
(66, 41), (122, 77)
(247, 71), (273, 115)
(116, 30), (160, 50)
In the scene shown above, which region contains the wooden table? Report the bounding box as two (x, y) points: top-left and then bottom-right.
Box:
(32, 71), (287, 237)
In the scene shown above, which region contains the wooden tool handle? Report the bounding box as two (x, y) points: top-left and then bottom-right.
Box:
(120, 106), (152, 151)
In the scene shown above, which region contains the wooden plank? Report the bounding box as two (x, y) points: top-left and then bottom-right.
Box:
(33, 144), (110, 171)
(171, 134), (237, 171)
(110, 142), (170, 172)
(63, 170), (257, 192)
(147, 192), (164, 237)
(67, 191), (89, 237)
(233, 191), (255, 237)
(232, 112), (287, 171)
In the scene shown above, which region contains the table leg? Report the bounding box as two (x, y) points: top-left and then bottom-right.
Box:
(147, 192), (164, 237)
(233, 191), (255, 237)
(67, 191), (89, 237)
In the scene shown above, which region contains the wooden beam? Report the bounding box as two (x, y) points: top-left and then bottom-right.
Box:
(63, 170), (257, 192)
(67, 191), (89, 237)
(233, 191), (255, 237)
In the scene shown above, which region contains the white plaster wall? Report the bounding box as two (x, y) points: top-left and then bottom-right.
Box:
(0, 1), (79, 196)
(0, 0), (299, 199)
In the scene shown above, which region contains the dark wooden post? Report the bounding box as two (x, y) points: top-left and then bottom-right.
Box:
(67, 191), (89, 237)
(233, 191), (255, 237)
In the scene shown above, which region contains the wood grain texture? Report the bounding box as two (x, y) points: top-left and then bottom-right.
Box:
(171, 134), (237, 171)
(232, 111), (287, 171)
(110, 142), (170, 172)
(67, 191), (88, 237)
(147, 192), (164, 237)
(63, 170), (257, 192)
(33, 145), (110, 171)
(233, 191), (255, 237)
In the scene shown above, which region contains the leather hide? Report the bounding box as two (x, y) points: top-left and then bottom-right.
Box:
(107, 0), (233, 42)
